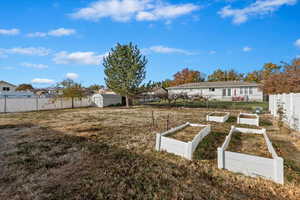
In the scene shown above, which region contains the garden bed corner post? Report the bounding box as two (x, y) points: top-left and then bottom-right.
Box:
(186, 142), (193, 160)
(155, 133), (161, 151)
(274, 157), (284, 184)
(217, 147), (224, 169)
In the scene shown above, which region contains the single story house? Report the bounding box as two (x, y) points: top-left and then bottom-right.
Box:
(0, 80), (16, 93)
(167, 81), (263, 101)
(0, 81), (35, 97)
(92, 93), (122, 107)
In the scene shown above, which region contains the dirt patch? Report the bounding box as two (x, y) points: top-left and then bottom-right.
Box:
(227, 132), (272, 158)
(167, 125), (204, 142)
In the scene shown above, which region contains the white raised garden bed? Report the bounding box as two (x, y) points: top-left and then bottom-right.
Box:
(237, 113), (259, 126)
(217, 126), (284, 184)
(206, 112), (230, 123)
(155, 122), (211, 160)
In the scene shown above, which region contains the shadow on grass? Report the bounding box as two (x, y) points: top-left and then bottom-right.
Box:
(194, 131), (229, 160)
(0, 123), (297, 200)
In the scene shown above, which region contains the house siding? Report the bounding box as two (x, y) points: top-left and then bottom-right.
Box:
(168, 86), (263, 101)
(0, 82), (16, 93)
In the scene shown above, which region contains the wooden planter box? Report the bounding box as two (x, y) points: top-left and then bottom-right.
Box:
(206, 112), (230, 123)
(237, 113), (259, 126)
(155, 122), (211, 160)
(217, 126), (284, 184)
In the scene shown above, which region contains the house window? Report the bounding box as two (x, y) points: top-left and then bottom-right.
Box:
(245, 88), (248, 95)
(249, 87), (253, 95)
(2, 87), (10, 91)
(222, 89), (226, 96)
(209, 88), (215, 92)
(240, 87), (243, 95)
(227, 88), (231, 96)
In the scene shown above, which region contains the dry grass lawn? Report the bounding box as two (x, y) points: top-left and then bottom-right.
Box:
(0, 106), (299, 200)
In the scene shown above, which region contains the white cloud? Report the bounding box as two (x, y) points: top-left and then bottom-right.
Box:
(147, 45), (194, 55)
(27, 28), (76, 38)
(66, 73), (79, 80)
(21, 62), (48, 69)
(219, 0), (297, 24)
(136, 3), (199, 21)
(294, 38), (300, 48)
(209, 50), (216, 54)
(31, 78), (55, 84)
(70, 0), (199, 22)
(48, 28), (76, 36)
(243, 46), (252, 52)
(53, 51), (106, 65)
(0, 28), (20, 35)
(1, 47), (51, 56)
(26, 32), (48, 38)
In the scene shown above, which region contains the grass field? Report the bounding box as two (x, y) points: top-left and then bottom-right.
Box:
(0, 106), (299, 199)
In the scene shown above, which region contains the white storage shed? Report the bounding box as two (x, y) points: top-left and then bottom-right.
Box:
(92, 94), (122, 107)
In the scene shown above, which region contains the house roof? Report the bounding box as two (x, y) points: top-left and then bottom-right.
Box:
(167, 81), (260, 90)
(0, 80), (16, 87)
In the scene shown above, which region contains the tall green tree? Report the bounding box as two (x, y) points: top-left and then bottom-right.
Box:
(103, 43), (147, 107)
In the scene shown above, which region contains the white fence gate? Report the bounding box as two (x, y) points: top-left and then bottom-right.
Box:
(269, 93), (300, 131)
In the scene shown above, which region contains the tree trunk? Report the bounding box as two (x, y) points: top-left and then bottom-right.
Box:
(125, 96), (129, 108)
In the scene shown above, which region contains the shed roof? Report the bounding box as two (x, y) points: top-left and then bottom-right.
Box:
(167, 81), (259, 90)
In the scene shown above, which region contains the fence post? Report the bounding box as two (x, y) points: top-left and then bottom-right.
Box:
(274, 157), (284, 184)
(217, 147), (224, 169)
(4, 95), (7, 113)
(36, 96), (39, 111)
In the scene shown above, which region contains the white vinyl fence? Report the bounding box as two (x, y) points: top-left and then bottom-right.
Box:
(0, 96), (93, 113)
(218, 126), (284, 184)
(156, 122), (211, 160)
(269, 93), (300, 131)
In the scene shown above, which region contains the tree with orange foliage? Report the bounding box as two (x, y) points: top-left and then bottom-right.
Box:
(170, 68), (204, 86)
(262, 58), (300, 94)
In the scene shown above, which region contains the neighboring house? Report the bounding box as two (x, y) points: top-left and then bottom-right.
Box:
(167, 81), (263, 101)
(92, 94), (122, 107)
(34, 87), (64, 97)
(139, 87), (168, 103)
(0, 80), (16, 93)
(0, 81), (35, 97)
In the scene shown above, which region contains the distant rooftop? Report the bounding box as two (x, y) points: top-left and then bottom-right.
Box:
(167, 81), (259, 89)
(0, 80), (16, 87)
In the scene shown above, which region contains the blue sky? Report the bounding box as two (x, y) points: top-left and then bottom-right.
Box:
(0, 0), (299, 87)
